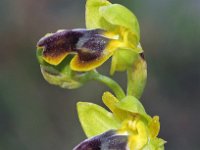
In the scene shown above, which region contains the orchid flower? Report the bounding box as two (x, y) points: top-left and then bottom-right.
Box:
(74, 92), (165, 150)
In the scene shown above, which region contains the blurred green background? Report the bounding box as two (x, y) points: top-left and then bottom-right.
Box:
(0, 0), (199, 149)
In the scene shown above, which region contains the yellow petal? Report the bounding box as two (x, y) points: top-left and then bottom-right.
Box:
(102, 92), (119, 112)
(102, 92), (130, 121)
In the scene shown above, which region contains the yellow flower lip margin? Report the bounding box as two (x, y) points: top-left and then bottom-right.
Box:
(36, 28), (124, 72)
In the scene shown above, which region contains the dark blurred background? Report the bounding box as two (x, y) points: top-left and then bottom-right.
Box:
(0, 0), (199, 149)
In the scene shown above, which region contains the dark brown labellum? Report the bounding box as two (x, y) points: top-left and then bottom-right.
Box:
(73, 130), (128, 150)
(37, 29), (110, 65)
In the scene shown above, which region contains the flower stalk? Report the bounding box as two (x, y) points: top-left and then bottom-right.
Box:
(89, 70), (126, 100)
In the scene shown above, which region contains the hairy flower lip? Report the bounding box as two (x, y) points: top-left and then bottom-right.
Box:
(73, 130), (115, 150)
(37, 29), (83, 47)
(36, 28), (109, 48)
(73, 130), (128, 150)
(36, 28), (114, 69)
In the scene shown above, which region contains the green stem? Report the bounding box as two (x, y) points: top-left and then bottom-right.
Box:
(93, 72), (125, 100)
(77, 70), (125, 100)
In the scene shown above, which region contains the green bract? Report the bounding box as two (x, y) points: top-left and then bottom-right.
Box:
(127, 56), (147, 99)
